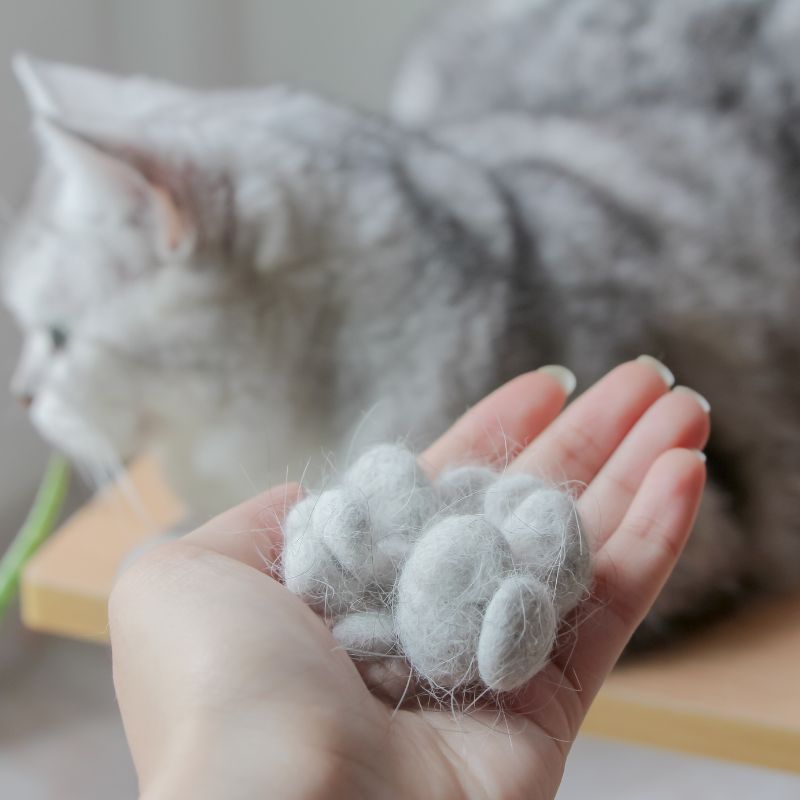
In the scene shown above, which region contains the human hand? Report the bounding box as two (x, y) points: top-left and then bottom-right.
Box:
(110, 359), (708, 799)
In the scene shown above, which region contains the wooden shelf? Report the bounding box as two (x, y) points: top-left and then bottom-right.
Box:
(20, 462), (800, 773)
(583, 594), (800, 773)
(21, 458), (184, 643)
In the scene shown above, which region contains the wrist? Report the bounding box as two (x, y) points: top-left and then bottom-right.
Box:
(137, 711), (377, 800)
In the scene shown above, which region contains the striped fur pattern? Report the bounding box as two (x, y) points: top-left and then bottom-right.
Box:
(4, 1), (800, 642)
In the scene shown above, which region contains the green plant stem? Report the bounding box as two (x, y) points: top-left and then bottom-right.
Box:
(0, 455), (70, 622)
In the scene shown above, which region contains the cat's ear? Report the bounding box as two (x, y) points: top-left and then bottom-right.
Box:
(13, 53), (58, 115)
(13, 53), (190, 120)
(36, 117), (196, 260)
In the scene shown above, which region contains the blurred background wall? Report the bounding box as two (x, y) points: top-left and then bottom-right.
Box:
(0, 0), (449, 542)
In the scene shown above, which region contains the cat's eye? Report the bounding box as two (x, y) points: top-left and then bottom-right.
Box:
(49, 326), (68, 351)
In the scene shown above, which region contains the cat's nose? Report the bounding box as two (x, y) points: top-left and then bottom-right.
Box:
(16, 392), (34, 410)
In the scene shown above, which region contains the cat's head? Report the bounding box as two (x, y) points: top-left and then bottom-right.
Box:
(2, 56), (212, 469)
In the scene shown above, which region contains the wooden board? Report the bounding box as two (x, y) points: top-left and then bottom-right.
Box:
(20, 462), (800, 773)
(583, 594), (800, 773)
(21, 458), (184, 643)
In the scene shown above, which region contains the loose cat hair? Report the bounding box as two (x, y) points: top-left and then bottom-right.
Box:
(3, 0), (800, 644)
(280, 444), (590, 699)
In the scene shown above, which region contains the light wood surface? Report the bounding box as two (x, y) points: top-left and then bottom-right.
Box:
(583, 594), (800, 772)
(20, 462), (800, 773)
(21, 459), (184, 642)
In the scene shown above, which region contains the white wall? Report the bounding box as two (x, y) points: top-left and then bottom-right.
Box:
(0, 0), (449, 538)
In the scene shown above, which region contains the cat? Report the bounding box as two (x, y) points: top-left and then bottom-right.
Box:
(3, 0), (800, 646)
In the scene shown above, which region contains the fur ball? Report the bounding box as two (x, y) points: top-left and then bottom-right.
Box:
(280, 444), (592, 698)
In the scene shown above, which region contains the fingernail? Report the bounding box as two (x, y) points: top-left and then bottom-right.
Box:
(538, 365), (577, 396)
(690, 449), (707, 463)
(636, 355), (675, 388)
(673, 385), (711, 414)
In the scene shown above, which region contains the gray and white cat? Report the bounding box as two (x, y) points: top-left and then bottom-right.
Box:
(3, 0), (800, 645)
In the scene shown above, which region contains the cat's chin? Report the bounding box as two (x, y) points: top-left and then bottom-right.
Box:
(29, 398), (136, 473)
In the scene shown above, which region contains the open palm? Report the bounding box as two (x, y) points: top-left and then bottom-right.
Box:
(111, 359), (708, 800)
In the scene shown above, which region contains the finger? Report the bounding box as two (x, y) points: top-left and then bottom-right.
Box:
(181, 482), (302, 573)
(578, 386), (710, 548)
(421, 366), (575, 475)
(510, 357), (674, 489)
(563, 448), (706, 708)
(176, 368), (571, 570)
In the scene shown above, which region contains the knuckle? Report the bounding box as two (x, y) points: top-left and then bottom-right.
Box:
(604, 469), (641, 502)
(624, 510), (684, 562)
(590, 566), (648, 630)
(556, 419), (604, 478)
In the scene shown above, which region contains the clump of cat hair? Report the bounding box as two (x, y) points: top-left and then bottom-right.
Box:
(281, 444), (591, 700)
